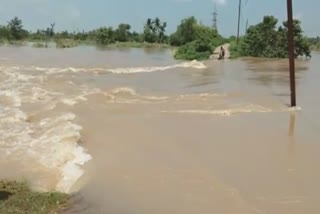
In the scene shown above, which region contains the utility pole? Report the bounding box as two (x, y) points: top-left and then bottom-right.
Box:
(287, 0), (296, 107)
(245, 19), (248, 34)
(236, 0), (242, 44)
(212, 3), (218, 31)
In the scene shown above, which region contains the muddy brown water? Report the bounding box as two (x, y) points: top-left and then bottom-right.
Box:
(0, 46), (319, 214)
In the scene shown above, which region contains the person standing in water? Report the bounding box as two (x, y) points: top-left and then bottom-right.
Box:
(219, 46), (225, 60)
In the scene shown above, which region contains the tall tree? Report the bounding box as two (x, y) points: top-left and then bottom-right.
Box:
(144, 18), (156, 43)
(169, 16), (197, 46)
(115, 24), (131, 42)
(7, 17), (27, 40)
(143, 17), (167, 43)
(96, 27), (115, 45)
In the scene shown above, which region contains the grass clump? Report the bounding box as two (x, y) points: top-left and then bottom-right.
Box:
(8, 40), (26, 46)
(0, 180), (69, 214)
(55, 39), (78, 48)
(311, 43), (320, 51)
(32, 42), (48, 48)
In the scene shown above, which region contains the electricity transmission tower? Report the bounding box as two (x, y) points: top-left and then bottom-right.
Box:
(212, 3), (218, 31)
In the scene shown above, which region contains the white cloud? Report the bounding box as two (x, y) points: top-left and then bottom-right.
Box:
(213, 0), (227, 5)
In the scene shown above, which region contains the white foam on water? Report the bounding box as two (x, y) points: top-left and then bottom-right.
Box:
(0, 90), (22, 107)
(162, 104), (302, 117)
(162, 104), (274, 116)
(0, 71), (26, 107)
(61, 99), (78, 106)
(176, 93), (226, 101)
(110, 87), (138, 96)
(103, 87), (169, 104)
(60, 87), (101, 106)
(107, 60), (207, 74)
(31, 113), (92, 193)
(0, 66), (92, 193)
(0, 105), (92, 193)
(287, 106), (302, 112)
(1, 59), (206, 76)
(61, 95), (89, 106)
(27, 87), (63, 103)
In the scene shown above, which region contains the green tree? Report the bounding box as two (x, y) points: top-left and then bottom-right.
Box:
(172, 17), (224, 60)
(143, 18), (167, 43)
(7, 17), (28, 40)
(153, 17), (167, 43)
(238, 16), (311, 58)
(96, 27), (115, 45)
(143, 18), (156, 43)
(282, 20), (311, 57)
(158, 21), (167, 43)
(115, 24), (131, 42)
(169, 16), (197, 46)
(0, 26), (10, 40)
(45, 23), (55, 38)
(131, 31), (143, 42)
(55, 30), (71, 40)
(241, 16), (279, 57)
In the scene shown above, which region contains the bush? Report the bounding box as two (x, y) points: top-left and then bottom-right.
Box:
(95, 27), (115, 45)
(32, 42), (48, 48)
(55, 39), (78, 48)
(174, 39), (213, 61)
(229, 40), (243, 59)
(171, 17), (224, 60)
(8, 40), (26, 46)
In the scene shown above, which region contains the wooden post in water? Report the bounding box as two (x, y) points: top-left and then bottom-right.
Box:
(287, 0), (296, 107)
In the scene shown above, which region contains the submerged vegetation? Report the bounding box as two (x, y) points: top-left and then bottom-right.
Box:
(0, 180), (68, 214)
(32, 42), (48, 48)
(230, 16), (311, 59)
(309, 37), (320, 51)
(55, 39), (78, 48)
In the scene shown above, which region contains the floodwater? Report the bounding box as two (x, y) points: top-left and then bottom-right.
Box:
(0, 45), (319, 214)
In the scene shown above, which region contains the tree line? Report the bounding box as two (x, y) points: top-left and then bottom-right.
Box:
(0, 16), (313, 60)
(0, 16), (169, 45)
(0, 16), (225, 60)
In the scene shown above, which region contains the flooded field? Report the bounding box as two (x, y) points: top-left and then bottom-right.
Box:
(0, 46), (319, 214)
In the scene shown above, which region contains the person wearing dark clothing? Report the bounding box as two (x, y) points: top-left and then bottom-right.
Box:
(219, 46), (225, 60)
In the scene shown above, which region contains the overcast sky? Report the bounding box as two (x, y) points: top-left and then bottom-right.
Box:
(0, 0), (318, 36)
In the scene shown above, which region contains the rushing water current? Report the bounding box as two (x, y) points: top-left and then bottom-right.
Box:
(0, 45), (319, 214)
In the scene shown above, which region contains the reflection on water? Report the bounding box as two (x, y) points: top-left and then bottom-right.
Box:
(289, 112), (296, 137)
